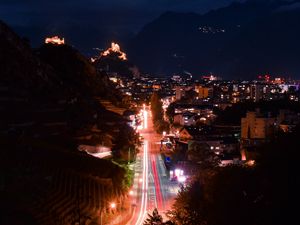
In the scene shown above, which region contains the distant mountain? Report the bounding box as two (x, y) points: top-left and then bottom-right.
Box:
(128, 0), (300, 79)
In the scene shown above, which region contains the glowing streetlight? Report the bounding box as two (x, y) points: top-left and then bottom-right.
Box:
(143, 110), (148, 129)
(129, 190), (134, 196)
(110, 202), (116, 209)
(178, 176), (186, 183)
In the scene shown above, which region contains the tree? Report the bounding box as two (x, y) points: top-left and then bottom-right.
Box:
(144, 208), (175, 225)
(187, 141), (220, 169)
(150, 92), (169, 134)
(144, 208), (164, 225)
(167, 180), (206, 225)
(154, 120), (170, 134)
(150, 92), (164, 122)
(112, 125), (138, 161)
(166, 102), (176, 124)
(168, 126), (299, 225)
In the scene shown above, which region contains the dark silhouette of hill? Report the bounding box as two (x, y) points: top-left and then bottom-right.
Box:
(128, 0), (300, 79)
(0, 21), (60, 95)
(0, 20), (132, 224)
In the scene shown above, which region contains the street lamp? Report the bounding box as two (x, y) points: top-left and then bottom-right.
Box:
(110, 202), (116, 209)
(99, 201), (117, 225)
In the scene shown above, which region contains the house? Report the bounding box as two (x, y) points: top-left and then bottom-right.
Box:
(194, 85), (213, 99)
(179, 126), (205, 141)
(241, 109), (275, 144)
(277, 109), (300, 132)
(174, 111), (197, 126)
(179, 127), (194, 141)
(241, 109), (275, 160)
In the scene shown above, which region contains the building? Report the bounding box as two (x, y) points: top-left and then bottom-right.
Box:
(175, 86), (186, 100)
(174, 112), (197, 126)
(45, 36), (65, 45)
(175, 86), (193, 100)
(250, 84), (263, 102)
(241, 109), (275, 143)
(277, 109), (300, 132)
(195, 85), (213, 99)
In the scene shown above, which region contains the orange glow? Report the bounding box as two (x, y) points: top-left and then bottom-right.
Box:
(273, 77), (284, 84)
(101, 42), (127, 60)
(45, 36), (65, 45)
(241, 149), (247, 161)
(246, 160), (255, 167)
(110, 202), (116, 209)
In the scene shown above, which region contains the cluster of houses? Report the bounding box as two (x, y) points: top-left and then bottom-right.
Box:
(162, 103), (300, 176)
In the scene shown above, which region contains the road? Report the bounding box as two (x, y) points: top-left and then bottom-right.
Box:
(127, 107), (179, 225)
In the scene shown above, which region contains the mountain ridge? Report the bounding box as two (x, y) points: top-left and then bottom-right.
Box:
(128, 0), (300, 79)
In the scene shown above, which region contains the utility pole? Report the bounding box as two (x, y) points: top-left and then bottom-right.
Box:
(128, 147), (130, 164)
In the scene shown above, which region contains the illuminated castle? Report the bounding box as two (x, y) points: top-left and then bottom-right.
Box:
(45, 36), (65, 45)
(101, 42), (127, 60)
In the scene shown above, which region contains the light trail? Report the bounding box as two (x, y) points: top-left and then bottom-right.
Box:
(128, 104), (179, 225)
(143, 110), (148, 129)
(135, 140), (148, 225)
(151, 155), (163, 209)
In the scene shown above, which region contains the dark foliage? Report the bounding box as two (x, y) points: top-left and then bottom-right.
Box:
(150, 92), (170, 133)
(168, 126), (297, 225)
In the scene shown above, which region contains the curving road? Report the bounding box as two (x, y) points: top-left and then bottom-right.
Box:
(127, 107), (179, 225)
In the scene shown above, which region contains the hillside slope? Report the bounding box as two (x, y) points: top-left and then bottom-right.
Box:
(0, 20), (131, 224)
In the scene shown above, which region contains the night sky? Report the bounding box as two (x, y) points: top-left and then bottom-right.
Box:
(0, 0), (242, 51)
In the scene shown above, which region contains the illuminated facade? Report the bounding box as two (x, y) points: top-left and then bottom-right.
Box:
(241, 110), (275, 140)
(195, 85), (213, 99)
(45, 36), (65, 45)
(101, 42), (127, 60)
(250, 84), (263, 102)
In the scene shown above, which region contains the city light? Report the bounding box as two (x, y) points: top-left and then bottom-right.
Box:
(45, 36), (65, 45)
(110, 202), (116, 209)
(102, 42), (127, 60)
(178, 176), (187, 183)
(143, 110), (148, 129)
(170, 169), (186, 183)
(2, 2), (297, 225)
(135, 140), (149, 225)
